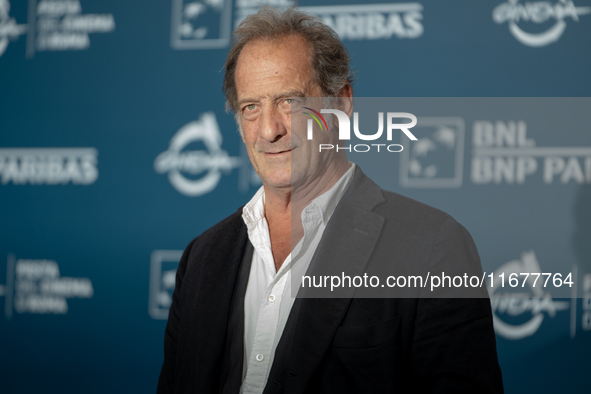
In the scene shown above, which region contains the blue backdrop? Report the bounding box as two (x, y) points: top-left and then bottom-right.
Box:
(1, 0), (590, 392)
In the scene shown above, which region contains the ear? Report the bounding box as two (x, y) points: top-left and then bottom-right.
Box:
(338, 81), (353, 118)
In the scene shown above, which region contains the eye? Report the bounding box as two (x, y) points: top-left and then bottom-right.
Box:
(241, 104), (260, 120)
(282, 98), (301, 111)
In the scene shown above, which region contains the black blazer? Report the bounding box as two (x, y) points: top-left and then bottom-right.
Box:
(158, 167), (504, 393)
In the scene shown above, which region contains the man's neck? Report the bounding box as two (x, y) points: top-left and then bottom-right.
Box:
(263, 158), (350, 222)
(263, 157), (351, 263)
(291, 159), (351, 216)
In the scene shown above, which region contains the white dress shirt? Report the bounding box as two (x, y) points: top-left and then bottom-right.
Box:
(239, 163), (356, 394)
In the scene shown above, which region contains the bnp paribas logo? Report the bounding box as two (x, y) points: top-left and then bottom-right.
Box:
(493, 0), (591, 47)
(170, 0), (232, 49)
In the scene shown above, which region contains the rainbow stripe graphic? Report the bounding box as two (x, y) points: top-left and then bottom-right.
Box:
(302, 107), (328, 131)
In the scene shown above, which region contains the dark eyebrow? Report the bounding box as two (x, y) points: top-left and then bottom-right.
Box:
(236, 90), (307, 108)
(273, 90), (306, 100)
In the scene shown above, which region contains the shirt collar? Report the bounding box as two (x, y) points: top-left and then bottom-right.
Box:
(304, 162), (355, 226)
(242, 162), (356, 230)
(242, 185), (266, 234)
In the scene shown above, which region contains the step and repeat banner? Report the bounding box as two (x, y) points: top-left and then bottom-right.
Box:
(1, 0), (590, 392)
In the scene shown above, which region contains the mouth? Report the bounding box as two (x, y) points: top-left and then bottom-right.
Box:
(265, 149), (292, 156)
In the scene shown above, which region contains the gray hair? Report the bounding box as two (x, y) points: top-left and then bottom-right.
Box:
(222, 6), (354, 116)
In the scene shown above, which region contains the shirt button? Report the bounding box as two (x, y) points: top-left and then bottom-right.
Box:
(256, 354), (264, 362)
(268, 294), (276, 302)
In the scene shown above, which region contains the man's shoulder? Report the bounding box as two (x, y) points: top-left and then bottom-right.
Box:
(179, 206), (247, 270)
(378, 189), (476, 250)
(194, 206), (245, 244)
(345, 166), (464, 236)
(378, 189), (453, 226)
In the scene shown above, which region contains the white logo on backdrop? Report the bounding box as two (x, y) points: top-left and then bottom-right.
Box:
(471, 120), (591, 185)
(170, 0), (232, 49)
(488, 251), (569, 340)
(400, 117), (591, 187)
(493, 0), (591, 47)
(34, 0), (115, 53)
(149, 250), (182, 320)
(0, 148), (99, 185)
(180, 0), (224, 39)
(154, 112), (242, 197)
(399, 117), (465, 188)
(0, 0), (27, 57)
(171, 1), (423, 49)
(0, 0), (116, 58)
(299, 2), (423, 40)
(2, 255), (94, 317)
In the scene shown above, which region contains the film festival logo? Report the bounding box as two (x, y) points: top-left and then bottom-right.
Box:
(0, 0), (115, 58)
(493, 0), (591, 47)
(399, 117), (465, 188)
(1, 255), (94, 319)
(148, 250), (182, 319)
(0, 0), (27, 57)
(154, 112), (243, 197)
(34, 0), (115, 54)
(170, 0), (424, 49)
(487, 251), (570, 340)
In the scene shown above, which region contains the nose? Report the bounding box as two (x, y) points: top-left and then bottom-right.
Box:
(259, 104), (288, 143)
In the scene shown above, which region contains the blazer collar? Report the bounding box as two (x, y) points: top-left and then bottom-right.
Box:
(342, 164), (387, 212)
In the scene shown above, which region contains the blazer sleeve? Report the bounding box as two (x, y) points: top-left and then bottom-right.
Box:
(410, 218), (504, 393)
(157, 237), (197, 394)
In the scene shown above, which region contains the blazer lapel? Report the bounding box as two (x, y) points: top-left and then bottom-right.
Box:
(266, 167), (386, 394)
(179, 212), (250, 392)
(221, 240), (254, 393)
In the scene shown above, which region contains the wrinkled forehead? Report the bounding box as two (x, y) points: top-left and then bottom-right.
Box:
(235, 34), (315, 86)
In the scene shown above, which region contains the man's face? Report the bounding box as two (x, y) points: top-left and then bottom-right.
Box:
(234, 34), (338, 192)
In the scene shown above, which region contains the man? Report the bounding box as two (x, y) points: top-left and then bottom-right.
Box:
(158, 6), (503, 394)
